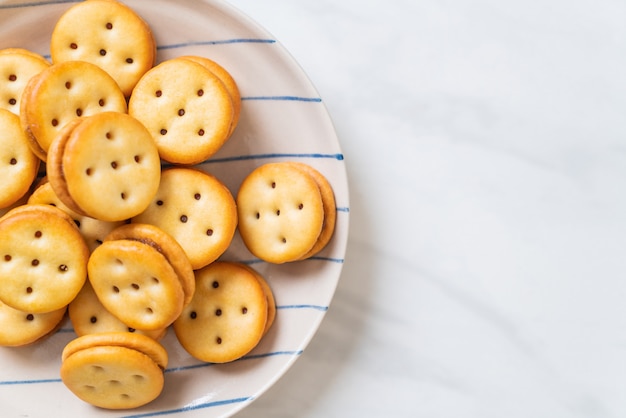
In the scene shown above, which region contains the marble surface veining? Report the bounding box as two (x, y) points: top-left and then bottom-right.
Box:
(228, 1), (626, 417)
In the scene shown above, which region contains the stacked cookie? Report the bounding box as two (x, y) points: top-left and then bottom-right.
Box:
(0, 0), (336, 411)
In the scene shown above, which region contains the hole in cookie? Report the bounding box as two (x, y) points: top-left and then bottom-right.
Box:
(197, 89), (204, 96)
(4, 255), (11, 261)
(74, 219), (81, 228)
(31, 259), (39, 266)
(26, 287), (33, 294)
(134, 155), (141, 163)
(242, 307), (248, 314)
(276, 209), (280, 216)
(281, 237), (287, 244)
(215, 308), (222, 316)
(70, 42), (78, 49)
(132, 374), (144, 381)
(51, 119), (59, 127)
(10, 158), (17, 165)
(146, 307), (153, 314)
(212, 281), (219, 289)
(156, 200), (164, 206)
(111, 161), (118, 169)
(65, 81), (71, 89)
(131, 283), (140, 290)
(120, 394), (130, 400)
(85, 168), (93, 176)
(92, 365), (104, 372)
(190, 311), (197, 319)
(298, 203), (304, 210)
(34, 231), (42, 238)
(109, 380), (121, 386)
(178, 109), (185, 116)
(26, 314), (34, 321)
(271, 182), (276, 189)
(106, 22), (113, 30)
(180, 215), (188, 223)
(75, 108), (82, 116)
(90, 316), (97, 323)
(194, 193), (201, 200)
(99, 98), (106, 107)
(216, 337), (222, 344)
(8, 74), (16, 82)
(198, 129), (205, 136)
(126, 57), (134, 64)
(105, 131), (113, 140)
(115, 258), (123, 265)
(112, 286), (120, 293)
(152, 277), (159, 284)
(160, 128), (167, 135)
(155, 90), (162, 97)
(120, 192), (127, 200)
(206, 229), (213, 236)
(8, 98), (16, 105)
(99, 49), (107, 56)
(59, 264), (69, 272)
(128, 327), (136, 332)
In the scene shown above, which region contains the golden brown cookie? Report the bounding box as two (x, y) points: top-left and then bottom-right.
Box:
(69, 281), (166, 341)
(0, 299), (66, 347)
(178, 55), (241, 136)
(128, 57), (234, 165)
(50, 0), (156, 97)
(87, 234), (185, 331)
(236, 162), (324, 263)
(60, 332), (167, 409)
(0, 204), (89, 313)
(0, 108), (40, 208)
(20, 60), (127, 161)
(28, 180), (125, 253)
(46, 111), (161, 222)
(173, 261), (268, 363)
(132, 167), (237, 270)
(0, 48), (50, 115)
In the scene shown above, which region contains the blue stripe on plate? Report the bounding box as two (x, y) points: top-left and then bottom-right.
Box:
(242, 96), (322, 102)
(0, 0), (78, 8)
(122, 397), (252, 418)
(203, 153), (344, 164)
(158, 39), (275, 49)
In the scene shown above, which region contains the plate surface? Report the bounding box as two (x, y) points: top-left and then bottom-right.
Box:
(0, 1), (349, 416)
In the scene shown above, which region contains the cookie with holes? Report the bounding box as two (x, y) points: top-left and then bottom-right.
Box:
(236, 162), (326, 263)
(132, 167), (237, 270)
(60, 332), (167, 409)
(178, 55), (241, 136)
(0, 48), (50, 115)
(173, 261), (268, 363)
(28, 179), (126, 253)
(0, 299), (66, 347)
(20, 60), (127, 161)
(46, 111), (161, 222)
(0, 108), (40, 208)
(0, 204), (89, 313)
(50, 0), (156, 97)
(69, 280), (166, 341)
(87, 224), (192, 331)
(128, 57), (234, 165)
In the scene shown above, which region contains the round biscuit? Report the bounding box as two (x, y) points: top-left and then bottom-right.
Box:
(128, 58), (234, 165)
(48, 112), (161, 222)
(0, 299), (66, 347)
(60, 343), (165, 409)
(0, 204), (89, 313)
(103, 223), (195, 306)
(173, 261), (268, 363)
(236, 162), (324, 263)
(132, 168), (237, 270)
(0, 109), (40, 208)
(69, 281), (166, 341)
(28, 180), (125, 253)
(286, 162), (337, 259)
(50, 0), (156, 97)
(0, 48), (50, 115)
(178, 55), (241, 136)
(20, 60), (127, 161)
(88, 239), (185, 331)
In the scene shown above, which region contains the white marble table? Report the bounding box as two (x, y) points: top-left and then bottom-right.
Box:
(229, 1), (626, 417)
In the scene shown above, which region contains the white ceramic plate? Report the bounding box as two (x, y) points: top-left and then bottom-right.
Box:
(0, 1), (349, 416)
